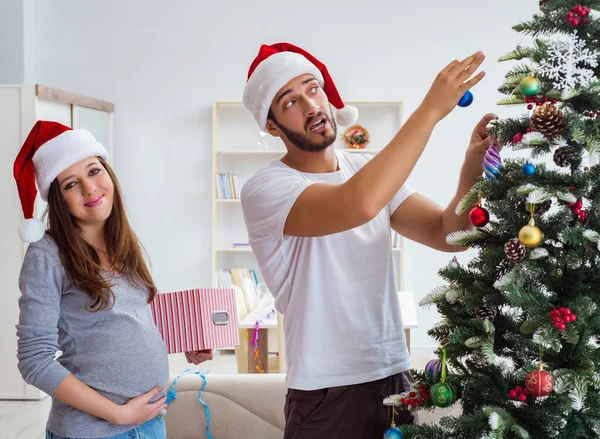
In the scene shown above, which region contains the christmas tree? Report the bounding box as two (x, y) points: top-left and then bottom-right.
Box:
(383, 1), (600, 438)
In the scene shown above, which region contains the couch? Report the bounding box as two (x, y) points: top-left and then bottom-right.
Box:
(163, 373), (461, 439)
(164, 373), (286, 439)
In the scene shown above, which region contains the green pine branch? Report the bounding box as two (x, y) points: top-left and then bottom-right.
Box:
(498, 45), (534, 62)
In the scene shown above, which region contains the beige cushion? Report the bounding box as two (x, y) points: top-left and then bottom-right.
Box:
(163, 372), (461, 438)
(164, 373), (286, 439)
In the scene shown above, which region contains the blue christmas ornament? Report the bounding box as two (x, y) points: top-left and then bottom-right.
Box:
(384, 427), (404, 439)
(458, 90), (473, 107)
(523, 162), (536, 176)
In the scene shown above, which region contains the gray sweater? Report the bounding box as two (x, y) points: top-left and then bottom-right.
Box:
(16, 234), (170, 438)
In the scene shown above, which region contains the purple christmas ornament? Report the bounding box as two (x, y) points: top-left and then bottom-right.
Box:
(483, 143), (502, 180)
(425, 359), (442, 379)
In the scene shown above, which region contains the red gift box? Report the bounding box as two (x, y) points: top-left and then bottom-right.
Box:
(150, 288), (239, 354)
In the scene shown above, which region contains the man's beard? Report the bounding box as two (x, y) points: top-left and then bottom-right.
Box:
(272, 110), (337, 152)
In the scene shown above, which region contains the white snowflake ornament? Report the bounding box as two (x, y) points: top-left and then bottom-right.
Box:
(537, 31), (599, 96)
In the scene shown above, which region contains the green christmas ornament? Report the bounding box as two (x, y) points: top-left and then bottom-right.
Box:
(431, 349), (457, 408)
(520, 73), (541, 97)
(431, 382), (457, 407)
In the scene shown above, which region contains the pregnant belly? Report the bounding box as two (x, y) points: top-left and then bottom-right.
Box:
(64, 323), (170, 404)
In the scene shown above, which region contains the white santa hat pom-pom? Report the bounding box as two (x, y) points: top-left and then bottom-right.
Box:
(19, 218), (46, 243)
(335, 105), (359, 126)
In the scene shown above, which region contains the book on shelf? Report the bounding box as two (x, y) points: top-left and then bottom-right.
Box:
(215, 268), (260, 319)
(215, 172), (241, 199)
(233, 242), (251, 248)
(215, 268), (259, 289)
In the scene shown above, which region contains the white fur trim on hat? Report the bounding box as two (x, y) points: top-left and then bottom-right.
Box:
(32, 129), (109, 201)
(335, 105), (359, 126)
(243, 52), (325, 131)
(18, 218), (46, 243)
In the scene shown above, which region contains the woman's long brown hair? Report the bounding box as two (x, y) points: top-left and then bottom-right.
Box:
(44, 157), (157, 311)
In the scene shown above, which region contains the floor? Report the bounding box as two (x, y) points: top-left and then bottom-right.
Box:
(0, 352), (439, 439)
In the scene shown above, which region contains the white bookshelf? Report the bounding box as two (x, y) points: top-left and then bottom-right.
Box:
(211, 100), (409, 294)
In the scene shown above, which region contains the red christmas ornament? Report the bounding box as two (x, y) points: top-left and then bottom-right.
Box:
(514, 132), (523, 143)
(469, 206), (490, 227)
(526, 367), (554, 398)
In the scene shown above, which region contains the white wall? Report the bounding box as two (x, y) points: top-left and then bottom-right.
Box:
(26, 0), (538, 356)
(0, 0), (25, 83)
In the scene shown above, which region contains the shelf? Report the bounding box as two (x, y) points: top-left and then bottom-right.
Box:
(216, 247), (253, 252)
(216, 198), (240, 203)
(217, 246), (399, 253)
(216, 148), (382, 155)
(217, 149), (285, 155)
(344, 149), (382, 153)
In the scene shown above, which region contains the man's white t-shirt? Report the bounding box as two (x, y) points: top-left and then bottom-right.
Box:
(240, 150), (416, 391)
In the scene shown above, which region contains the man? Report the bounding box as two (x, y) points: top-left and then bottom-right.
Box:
(240, 42), (493, 438)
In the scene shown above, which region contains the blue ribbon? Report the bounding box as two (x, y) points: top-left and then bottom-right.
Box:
(166, 368), (213, 439)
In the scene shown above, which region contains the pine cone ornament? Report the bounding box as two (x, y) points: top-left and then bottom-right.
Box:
(476, 305), (498, 321)
(553, 146), (571, 167)
(516, 196), (552, 216)
(504, 238), (526, 263)
(530, 103), (565, 138)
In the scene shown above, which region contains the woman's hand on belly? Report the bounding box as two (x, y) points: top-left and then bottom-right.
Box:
(112, 386), (167, 425)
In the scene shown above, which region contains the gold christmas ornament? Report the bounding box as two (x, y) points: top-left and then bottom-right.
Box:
(519, 218), (543, 248)
(519, 203), (543, 248)
(529, 102), (565, 138)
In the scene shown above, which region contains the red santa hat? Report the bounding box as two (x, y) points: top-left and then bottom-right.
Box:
(243, 42), (358, 131)
(13, 120), (109, 243)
